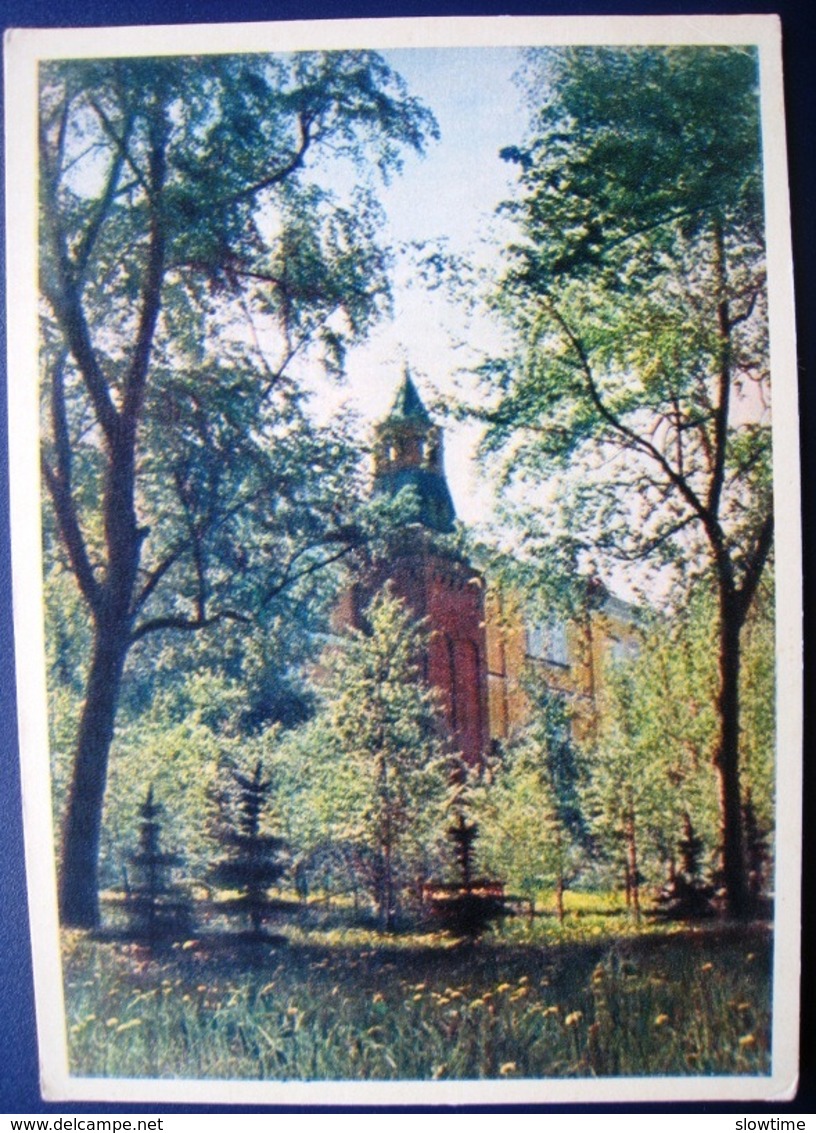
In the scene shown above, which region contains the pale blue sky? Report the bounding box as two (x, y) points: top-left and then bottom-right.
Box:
(338, 46), (529, 528)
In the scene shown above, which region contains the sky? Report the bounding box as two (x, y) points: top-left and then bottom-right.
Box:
(328, 46), (530, 530)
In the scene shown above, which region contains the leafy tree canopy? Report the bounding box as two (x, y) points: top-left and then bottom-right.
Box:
(40, 50), (438, 926)
(478, 46), (772, 918)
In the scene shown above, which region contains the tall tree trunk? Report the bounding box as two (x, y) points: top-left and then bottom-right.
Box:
(624, 796), (640, 923)
(58, 620), (130, 927)
(555, 874), (565, 924)
(714, 586), (749, 919)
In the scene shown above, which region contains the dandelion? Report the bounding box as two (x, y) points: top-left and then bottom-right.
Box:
(286, 1006), (299, 1016)
(470, 998), (485, 1009)
(543, 1005), (559, 1017)
(105, 1017), (119, 1027)
(565, 1011), (583, 1026)
(739, 1034), (757, 1047)
(738, 1002), (752, 1013)
(496, 983), (511, 993)
(499, 1062), (517, 1076)
(654, 1014), (670, 1027)
(196, 985), (207, 992)
(115, 1019), (142, 1033)
(437, 996), (450, 1006)
(181, 940), (198, 950)
(518, 976), (529, 985)
(701, 962), (714, 972)
(372, 992), (384, 1004)
(413, 993), (423, 1001)
(432, 1064), (448, 1079)
(413, 983), (427, 991)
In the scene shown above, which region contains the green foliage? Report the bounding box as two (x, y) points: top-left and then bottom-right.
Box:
(583, 586), (774, 901)
(424, 816), (509, 938)
(471, 690), (585, 912)
(39, 50), (437, 924)
(123, 786), (193, 944)
(208, 760), (292, 938)
(486, 46), (770, 591)
(99, 675), (253, 890)
(278, 587), (451, 929)
(482, 48), (773, 918)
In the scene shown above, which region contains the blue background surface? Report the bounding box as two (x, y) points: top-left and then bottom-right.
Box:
(1, 0), (813, 1113)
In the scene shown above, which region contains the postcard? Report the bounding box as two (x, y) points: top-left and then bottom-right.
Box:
(4, 13), (800, 1105)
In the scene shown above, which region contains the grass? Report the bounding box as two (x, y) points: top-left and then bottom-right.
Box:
(61, 901), (772, 1082)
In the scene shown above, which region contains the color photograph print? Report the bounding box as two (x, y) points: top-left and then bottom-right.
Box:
(4, 14), (801, 1104)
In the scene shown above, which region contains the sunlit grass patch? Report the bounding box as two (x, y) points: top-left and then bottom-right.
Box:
(61, 921), (771, 1082)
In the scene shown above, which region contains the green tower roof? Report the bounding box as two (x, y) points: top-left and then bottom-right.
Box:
(386, 371), (432, 425)
(373, 371), (456, 534)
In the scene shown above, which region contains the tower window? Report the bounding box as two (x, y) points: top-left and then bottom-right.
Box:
(527, 618), (569, 667)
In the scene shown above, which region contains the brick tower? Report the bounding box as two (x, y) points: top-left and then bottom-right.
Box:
(353, 371), (490, 769)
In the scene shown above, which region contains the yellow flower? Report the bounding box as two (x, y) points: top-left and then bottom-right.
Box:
(565, 1011), (583, 1026)
(115, 1019), (142, 1033)
(181, 939), (198, 950)
(413, 993), (423, 1001)
(499, 1062), (517, 1076)
(437, 996), (450, 1006)
(654, 1014), (670, 1027)
(470, 998), (485, 1009)
(739, 1034), (756, 1047)
(701, 962), (714, 972)
(372, 992), (384, 1004)
(105, 1017), (119, 1027)
(543, 1005), (559, 1016)
(496, 983), (511, 993)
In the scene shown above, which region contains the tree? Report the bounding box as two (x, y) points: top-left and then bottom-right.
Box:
(471, 690), (586, 920)
(208, 759), (292, 939)
(122, 785), (193, 944)
(39, 53), (437, 926)
(583, 662), (677, 919)
(289, 587), (451, 931)
(655, 811), (716, 920)
(483, 47), (772, 917)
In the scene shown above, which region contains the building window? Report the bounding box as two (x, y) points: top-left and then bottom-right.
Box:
(526, 618), (569, 667)
(609, 634), (640, 664)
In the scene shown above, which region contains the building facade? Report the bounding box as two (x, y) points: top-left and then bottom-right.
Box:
(341, 372), (640, 766)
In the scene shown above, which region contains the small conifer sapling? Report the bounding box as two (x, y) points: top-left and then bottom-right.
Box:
(126, 785), (193, 943)
(208, 760), (293, 939)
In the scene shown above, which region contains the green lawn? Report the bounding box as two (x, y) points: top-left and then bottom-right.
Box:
(61, 908), (771, 1081)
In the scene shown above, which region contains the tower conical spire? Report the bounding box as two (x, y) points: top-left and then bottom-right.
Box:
(372, 369), (456, 533)
(387, 369), (432, 425)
